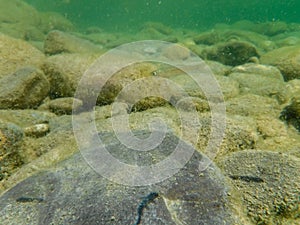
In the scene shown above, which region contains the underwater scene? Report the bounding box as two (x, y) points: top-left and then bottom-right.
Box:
(0, 0), (300, 224)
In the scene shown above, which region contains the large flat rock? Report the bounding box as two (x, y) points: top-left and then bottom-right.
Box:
(0, 131), (236, 224)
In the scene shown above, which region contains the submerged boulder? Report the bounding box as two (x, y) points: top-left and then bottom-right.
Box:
(0, 120), (24, 181)
(0, 67), (50, 109)
(218, 150), (300, 224)
(261, 46), (300, 81)
(0, 33), (45, 77)
(280, 96), (300, 132)
(44, 30), (103, 55)
(0, 131), (237, 224)
(205, 40), (259, 66)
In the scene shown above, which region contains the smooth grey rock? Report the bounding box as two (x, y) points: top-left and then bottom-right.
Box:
(0, 131), (236, 225)
(0, 67), (50, 109)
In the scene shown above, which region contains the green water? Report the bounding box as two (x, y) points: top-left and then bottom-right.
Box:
(24, 0), (300, 32)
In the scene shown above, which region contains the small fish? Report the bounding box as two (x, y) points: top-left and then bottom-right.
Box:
(229, 175), (264, 183)
(16, 196), (44, 203)
(134, 192), (159, 225)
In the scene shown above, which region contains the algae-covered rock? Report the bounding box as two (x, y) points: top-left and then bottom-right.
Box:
(205, 40), (259, 66)
(280, 97), (300, 132)
(39, 12), (75, 33)
(0, 67), (50, 109)
(42, 53), (98, 98)
(218, 150), (300, 225)
(193, 31), (220, 45)
(228, 72), (288, 103)
(0, 131), (237, 224)
(0, 120), (24, 181)
(206, 60), (232, 76)
(0, 110), (56, 129)
(38, 97), (83, 115)
(0, 33), (45, 77)
(44, 30), (104, 55)
(197, 114), (258, 158)
(226, 94), (281, 118)
(0, 1), (74, 41)
(261, 45), (300, 81)
(141, 22), (174, 35)
(231, 63), (284, 81)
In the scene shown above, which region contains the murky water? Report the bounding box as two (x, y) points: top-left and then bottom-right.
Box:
(24, 0), (300, 31)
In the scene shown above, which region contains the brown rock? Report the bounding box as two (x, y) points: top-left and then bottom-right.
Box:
(231, 63), (284, 81)
(162, 44), (190, 60)
(42, 53), (98, 98)
(38, 97), (83, 115)
(0, 33), (45, 77)
(0, 120), (24, 181)
(205, 40), (259, 66)
(44, 30), (103, 55)
(0, 67), (50, 109)
(261, 46), (300, 81)
(229, 72), (288, 103)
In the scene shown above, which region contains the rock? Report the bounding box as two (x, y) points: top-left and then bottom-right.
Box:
(176, 97), (209, 112)
(0, 0), (40, 39)
(130, 96), (169, 112)
(232, 20), (288, 37)
(138, 27), (167, 40)
(256, 116), (288, 138)
(280, 97), (300, 132)
(0, 1), (74, 41)
(0, 131), (237, 224)
(260, 46), (300, 81)
(162, 44), (190, 60)
(197, 114), (258, 157)
(205, 40), (259, 66)
(38, 97), (83, 115)
(44, 30), (103, 55)
(215, 75), (240, 100)
(82, 32), (118, 46)
(94, 62), (167, 109)
(0, 110), (56, 128)
(0, 33), (45, 77)
(39, 12), (75, 33)
(42, 53), (97, 98)
(0, 67), (50, 109)
(228, 72), (288, 103)
(286, 79), (300, 99)
(218, 150), (300, 224)
(206, 60), (232, 76)
(256, 21), (289, 36)
(0, 120), (24, 181)
(193, 31), (220, 45)
(226, 94), (281, 118)
(141, 22), (173, 35)
(85, 26), (103, 34)
(194, 28), (273, 52)
(275, 35), (300, 47)
(0, 0), (39, 26)
(24, 124), (50, 138)
(169, 73), (239, 101)
(231, 63), (284, 81)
